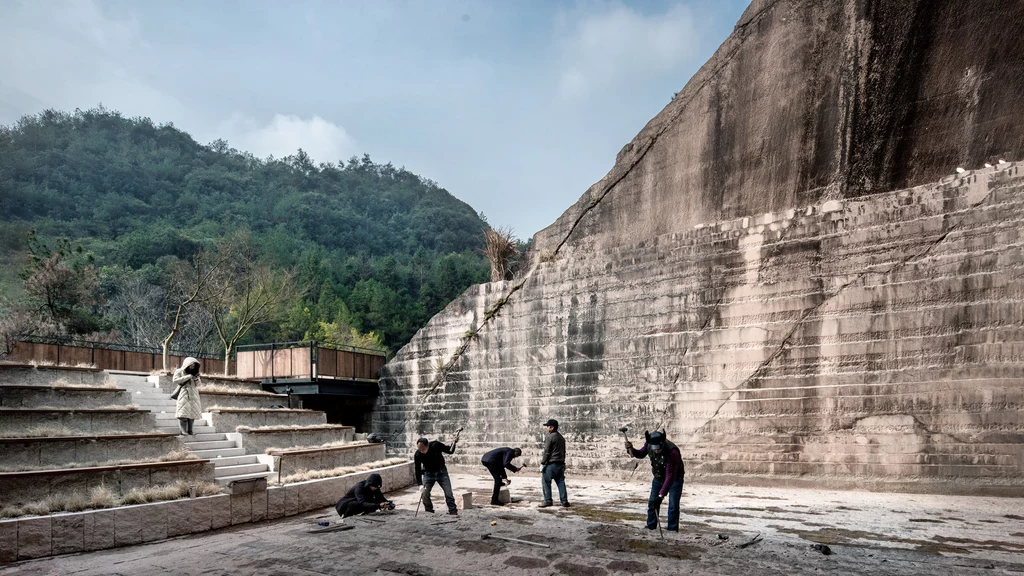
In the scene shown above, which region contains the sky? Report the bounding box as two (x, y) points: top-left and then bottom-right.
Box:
(0, 0), (749, 239)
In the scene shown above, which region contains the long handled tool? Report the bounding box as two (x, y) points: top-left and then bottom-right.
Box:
(482, 534), (550, 548)
(415, 427), (464, 517)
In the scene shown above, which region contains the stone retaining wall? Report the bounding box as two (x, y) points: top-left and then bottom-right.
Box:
(271, 442), (386, 477)
(238, 426), (355, 454)
(0, 365), (107, 387)
(0, 386), (131, 409)
(0, 410), (155, 435)
(0, 461), (414, 563)
(206, 409), (326, 431)
(0, 460), (215, 508)
(201, 391), (289, 410)
(1, 434), (182, 469)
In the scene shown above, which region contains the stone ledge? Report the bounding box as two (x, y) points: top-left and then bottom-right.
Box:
(0, 462), (415, 565)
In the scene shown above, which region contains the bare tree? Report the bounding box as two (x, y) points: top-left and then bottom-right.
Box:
(160, 250), (229, 372)
(199, 238), (297, 376)
(476, 226), (519, 282)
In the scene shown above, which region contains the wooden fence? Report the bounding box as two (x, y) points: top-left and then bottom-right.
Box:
(235, 343), (385, 381)
(5, 340), (233, 374)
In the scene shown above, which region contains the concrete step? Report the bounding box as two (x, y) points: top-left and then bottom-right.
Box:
(208, 455), (259, 467)
(191, 433), (228, 442)
(184, 440), (237, 451)
(191, 447), (246, 459)
(215, 471), (275, 486)
(214, 463), (269, 478)
(156, 425), (216, 435)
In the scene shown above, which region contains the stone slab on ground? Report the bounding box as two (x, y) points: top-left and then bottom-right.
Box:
(4, 474), (1022, 575)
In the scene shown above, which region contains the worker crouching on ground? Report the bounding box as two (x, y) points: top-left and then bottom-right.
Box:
(335, 473), (394, 518)
(481, 447), (522, 505)
(539, 418), (569, 508)
(414, 436), (459, 515)
(626, 430), (684, 532)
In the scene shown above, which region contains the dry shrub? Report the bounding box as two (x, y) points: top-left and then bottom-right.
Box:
(476, 226), (519, 282)
(90, 485), (116, 508)
(273, 457), (408, 485)
(0, 448), (197, 473)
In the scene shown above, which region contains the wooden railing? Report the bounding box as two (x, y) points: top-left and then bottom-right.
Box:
(235, 341), (386, 381)
(5, 338), (232, 374)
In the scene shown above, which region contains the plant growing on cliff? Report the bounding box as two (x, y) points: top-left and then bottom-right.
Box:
(477, 226), (519, 282)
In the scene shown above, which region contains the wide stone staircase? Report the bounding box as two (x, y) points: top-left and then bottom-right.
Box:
(110, 372), (273, 486)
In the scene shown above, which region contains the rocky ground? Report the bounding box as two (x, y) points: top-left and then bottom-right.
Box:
(3, 471), (1023, 575)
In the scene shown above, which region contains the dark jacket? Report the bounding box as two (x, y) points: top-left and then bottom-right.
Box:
(481, 447), (521, 478)
(541, 431), (565, 465)
(335, 479), (388, 517)
(628, 440), (684, 498)
(414, 440), (456, 485)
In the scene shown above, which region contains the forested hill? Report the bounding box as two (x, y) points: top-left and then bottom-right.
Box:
(0, 107), (490, 352)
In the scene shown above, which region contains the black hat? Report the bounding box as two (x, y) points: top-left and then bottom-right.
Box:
(366, 473), (383, 488)
(543, 419), (559, 428)
(648, 430), (665, 451)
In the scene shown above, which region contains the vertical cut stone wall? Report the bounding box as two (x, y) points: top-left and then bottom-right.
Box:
(376, 165), (1024, 493)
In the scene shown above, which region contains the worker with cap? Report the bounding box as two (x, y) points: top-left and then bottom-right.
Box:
(539, 418), (569, 508)
(335, 472), (394, 518)
(625, 429), (684, 531)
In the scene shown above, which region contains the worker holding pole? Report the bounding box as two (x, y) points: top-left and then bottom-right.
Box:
(625, 430), (684, 532)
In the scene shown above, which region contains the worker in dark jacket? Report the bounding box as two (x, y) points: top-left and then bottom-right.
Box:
(481, 447), (522, 505)
(626, 430), (684, 531)
(414, 436), (459, 515)
(539, 418), (569, 508)
(335, 473), (392, 518)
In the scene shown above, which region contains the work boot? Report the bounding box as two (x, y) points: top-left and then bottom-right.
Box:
(448, 510), (458, 516)
(561, 502), (571, 508)
(423, 508), (435, 514)
(538, 502), (553, 508)
(490, 500), (504, 506)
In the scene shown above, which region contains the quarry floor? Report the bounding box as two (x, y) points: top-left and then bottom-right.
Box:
(3, 472), (1024, 575)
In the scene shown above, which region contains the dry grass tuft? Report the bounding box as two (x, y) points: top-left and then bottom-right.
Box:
(199, 383), (277, 396)
(264, 439), (363, 454)
(50, 378), (118, 390)
(0, 481), (223, 518)
(236, 423), (351, 433)
(272, 457), (408, 485)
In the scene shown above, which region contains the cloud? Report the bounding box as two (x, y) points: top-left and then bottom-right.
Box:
(556, 3), (699, 99)
(218, 113), (356, 163)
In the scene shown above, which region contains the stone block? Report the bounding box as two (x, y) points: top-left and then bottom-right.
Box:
(229, 477), (266, 494)
(140, 503), (167, 543)
(189, 496), (214, 532)
(231, 493), (252, 525)
(458, 491), (473, 510)
(283, 485), (299, 517)
(51, 513), (85, 556)
(210, 494), (232, 529)
(82, 509), (115, 551)
(0, 520), (17, 563)
(166, 499), (193, 537)
(114, 505), (146, 546)
(266, 487), (286, 520)
(498, 487), (510, 504)
(251, 489), (268, 522)
(17, 517), (51, 560)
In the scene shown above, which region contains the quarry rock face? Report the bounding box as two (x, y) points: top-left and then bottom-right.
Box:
(375, 0), (1024, 493)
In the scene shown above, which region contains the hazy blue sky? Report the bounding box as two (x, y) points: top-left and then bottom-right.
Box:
(0, 0), (748, 238)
